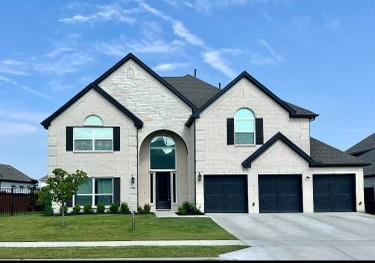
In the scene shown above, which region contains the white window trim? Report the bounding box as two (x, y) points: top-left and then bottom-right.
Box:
(73, 127), (114, 153)
(74, 177), (114, 208)
(234, 108), (256, 146)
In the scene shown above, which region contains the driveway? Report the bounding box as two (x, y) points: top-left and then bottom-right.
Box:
(209, 213), (375, 260)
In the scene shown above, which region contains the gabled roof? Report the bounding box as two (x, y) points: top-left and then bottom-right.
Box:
(163, 75), (219, 108)
(0, 164), (36, 184)
(242, 132), (314, 168)
(346, 133), (375, 155)
(198, 71), (319, 119)
(346, 133), (375, 176)
(93, 53), (198, 112)
(41, 84), (143, 129)
(242, 132), (370, 168)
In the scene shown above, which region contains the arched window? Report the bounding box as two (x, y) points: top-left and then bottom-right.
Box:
(150, 136), (176, 170)
(234, 109), (255, 145)
(84, 115), (103, 126)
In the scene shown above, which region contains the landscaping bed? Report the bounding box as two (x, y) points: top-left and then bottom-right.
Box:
(0, 214), (235, 241)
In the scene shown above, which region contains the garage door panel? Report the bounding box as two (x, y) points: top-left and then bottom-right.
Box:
(313, 174), (355, 212)
(204, 175), (248, 213)
(259, 174), (302, 213)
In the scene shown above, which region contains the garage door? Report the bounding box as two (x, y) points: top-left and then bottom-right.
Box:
(313, 174), (356, 212)
(259, 174), (302, 213)
(204, 175), (248, 213)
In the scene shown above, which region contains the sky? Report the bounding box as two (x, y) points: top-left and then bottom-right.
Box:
(0, 0), (374, 180)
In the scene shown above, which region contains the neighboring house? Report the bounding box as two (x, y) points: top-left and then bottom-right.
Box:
(0, 164), (37, 191)
(41, 53), (368, 213)
(38, 175), (48, 189)
(347, 133), (375, 213)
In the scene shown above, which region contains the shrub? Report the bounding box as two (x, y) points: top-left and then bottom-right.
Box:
(177, 202), (203, 215)
(97, 204), (105, 214)
(120, 202), (130, 214)
(44, 204), (54, 216)
(59, 205), (68, 215)
(72, 205), (81, 215)
(109, 203), (119, 214)
(38, 188), (53, 216)
(83, 204), (93, 214)
(137, 204), (152, 214)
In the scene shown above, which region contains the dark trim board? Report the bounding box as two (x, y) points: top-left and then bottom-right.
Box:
(41, 84), (143, 129)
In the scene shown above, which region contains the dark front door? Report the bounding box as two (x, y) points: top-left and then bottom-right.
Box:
(313, 174), (356, 212)
(156, 172), (171, 209)
(259, 174), (303, 213)
(204, 175), (248, 213)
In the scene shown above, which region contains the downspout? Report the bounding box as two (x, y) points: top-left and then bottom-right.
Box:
(194, 120), (197, 205)
(136, 128), (139, 210)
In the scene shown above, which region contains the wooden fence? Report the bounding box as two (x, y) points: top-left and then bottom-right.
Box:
(0, 188), (40, 216)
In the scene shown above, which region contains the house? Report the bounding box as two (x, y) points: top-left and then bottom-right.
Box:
(347, 133), (375, 213)
(0, 164), (37, 191)
(38, 175), (49, 189)
(41, 53), (368, 213)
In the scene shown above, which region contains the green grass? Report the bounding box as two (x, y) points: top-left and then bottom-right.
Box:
(0, 246), (246, 259)
(0, 214), (235, 241)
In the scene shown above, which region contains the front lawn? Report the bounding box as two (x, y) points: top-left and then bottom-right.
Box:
(0, 214), (235, 241)
(0, 246), (246, 259)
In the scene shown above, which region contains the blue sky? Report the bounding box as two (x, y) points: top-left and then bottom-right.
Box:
(0, 0), (374, 179)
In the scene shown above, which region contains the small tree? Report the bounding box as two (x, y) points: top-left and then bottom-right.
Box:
(46, 168), (87, 226)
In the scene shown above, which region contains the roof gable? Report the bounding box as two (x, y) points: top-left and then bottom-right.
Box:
(41, 84), (143, 129)
(346, 133), (375, 155)
(198, 71), (318, 119)
(94, 53), (198, 112)
(0, 164), (36, 184)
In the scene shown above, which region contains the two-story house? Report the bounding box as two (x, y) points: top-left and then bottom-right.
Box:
(41, 53), (368, 213)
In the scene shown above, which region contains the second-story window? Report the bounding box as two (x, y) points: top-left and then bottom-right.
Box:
(234, 108), (255, 145)
(73, 115), (113, 151)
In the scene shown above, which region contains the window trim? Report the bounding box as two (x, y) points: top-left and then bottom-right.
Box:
(234, 108), (256, 146)
(149, 136), (177, 171)
(74, 177), (114, 207)
(73, 127), (114, 153)
(83, 115), (104, 126)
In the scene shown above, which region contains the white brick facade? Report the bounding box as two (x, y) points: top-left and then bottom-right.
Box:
(45, 54), (365, 214)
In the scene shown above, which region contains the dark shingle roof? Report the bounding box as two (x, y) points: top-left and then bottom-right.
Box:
(0, 164), (36, 183)
(346, 133), (375, 155)
(163, 75), (219, 108)
(310, 137), (369, 167)
(163, 74), (317, 117)
(358, 149), (375, 176)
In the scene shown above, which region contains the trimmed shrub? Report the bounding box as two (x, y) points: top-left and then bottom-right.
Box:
(44, 204), (54, 216)
(97, 204), (105, 214)
(109, 203), (119, 214)
(120, 202), (130, 214)
(177, 202), (203, 215)
(83, 204), (93, 214)
(38, 188), (53, 216)
(137, 204), (152, 214)
(72, 205), (81, 214)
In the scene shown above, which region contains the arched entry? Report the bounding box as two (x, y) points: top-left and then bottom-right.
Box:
(139, 130), (190, 211)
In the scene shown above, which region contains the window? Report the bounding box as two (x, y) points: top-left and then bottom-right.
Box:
(234, 108), (255, 145)
(84, 115), (103, 126)
(73, 128), (113, 151)
(75, 178), (113, 206)
(150, 136), (176, 170)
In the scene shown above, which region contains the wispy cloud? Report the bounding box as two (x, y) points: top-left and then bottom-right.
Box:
(0, 59), (30, 76)
(202, 50), (236, 78)
(0, 109), (48, 123)
(154, 62), (190, 72)
(165, 0), (251, 13)
(0, 75), (53, 100)
(172, 21), (205, 47)
(59, 4), (138, 24)
(259, 39), (285, 63)
(0, 122), (39, 136)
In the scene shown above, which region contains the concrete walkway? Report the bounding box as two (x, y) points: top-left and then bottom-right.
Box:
(0, 240), (244, 248)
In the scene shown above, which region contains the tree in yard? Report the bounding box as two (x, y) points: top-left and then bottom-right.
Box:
(46, 168), (88, 226)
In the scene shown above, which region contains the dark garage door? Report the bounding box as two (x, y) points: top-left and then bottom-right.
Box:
(259, 174), (302, 213)
(313, 174), (356, 212)
(204, 175), (248, 213)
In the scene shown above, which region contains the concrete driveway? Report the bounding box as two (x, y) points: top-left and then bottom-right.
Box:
(209, 213), (375, 260)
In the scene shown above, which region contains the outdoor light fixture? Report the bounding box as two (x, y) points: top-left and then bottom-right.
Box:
(306, 175), (311, 180)
(131, 174), (135, 185)
(198, 172), (202, 182)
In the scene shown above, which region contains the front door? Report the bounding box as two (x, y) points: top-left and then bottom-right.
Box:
(156, 172), (171, 209)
